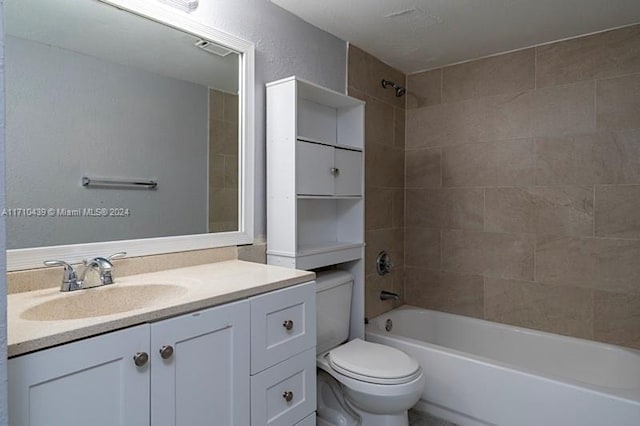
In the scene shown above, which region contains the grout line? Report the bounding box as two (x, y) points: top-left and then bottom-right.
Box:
(593, 79), (598, 131)
(534, 46), (538, 90)
(593, 185), (597, 237)
(483, 188), (486, 232)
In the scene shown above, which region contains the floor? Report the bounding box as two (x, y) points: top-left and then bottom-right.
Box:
(409, 409), (457, 426)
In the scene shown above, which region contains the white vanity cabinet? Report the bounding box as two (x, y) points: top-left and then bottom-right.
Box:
(8, 325), (150, 426)
(249, 282), (317, 426)
(9, 282), (315, 426)
(150, 301), (250, 426)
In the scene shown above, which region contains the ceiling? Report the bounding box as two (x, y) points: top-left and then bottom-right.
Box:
(270, 0), (640, 73)
(6, 0), (239, 93)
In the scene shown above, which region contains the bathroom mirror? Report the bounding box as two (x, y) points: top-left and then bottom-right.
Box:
(5, 0), (255, 270)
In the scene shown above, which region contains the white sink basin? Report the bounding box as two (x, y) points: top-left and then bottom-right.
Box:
(21, 284), (188, 321)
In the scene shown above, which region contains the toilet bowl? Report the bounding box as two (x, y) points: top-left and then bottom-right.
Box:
(315, 271), (424, 426)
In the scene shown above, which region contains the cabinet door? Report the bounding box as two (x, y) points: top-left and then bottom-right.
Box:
(8, 325), (150, 426)
(334, 148), (362, 196)
(150, 300), (250, 426)
(296, 141), (334, 195)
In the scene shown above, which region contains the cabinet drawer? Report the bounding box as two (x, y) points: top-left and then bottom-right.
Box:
(251, 348), (316, 426)
(250, 281), (316, 373)
(295, 413), (316, 426)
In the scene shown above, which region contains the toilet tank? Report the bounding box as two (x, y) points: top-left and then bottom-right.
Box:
(316, 270), (354, 354)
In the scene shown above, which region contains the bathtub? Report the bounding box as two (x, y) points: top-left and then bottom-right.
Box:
(365, 306), (640, 426)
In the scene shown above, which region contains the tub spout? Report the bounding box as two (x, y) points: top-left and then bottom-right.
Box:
(380, 290), (399, 301)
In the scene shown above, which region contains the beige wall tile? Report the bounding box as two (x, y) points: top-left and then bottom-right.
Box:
(443, 49), (535, 103)
(406, 96), (489, 148)
(536, 25), (640, 88)
(366, 143), (405, 188)
(348, 44), (405, 108)
(407, 81), (594, 148)
(594, 290), (640, 349)
(406, 188), (484, 231)
(595, 185), (640, 238)
(485, 186), (594, 236)
(405, 267), (484, 318)
(209, 89), (224, 121)
(407, 69), (442, 109)
(536, 235), (640, 294)
(365, 228), (404, 276)
(485, 278), (593, 339)
(365, 96), (395, 146)
(365, 187), (393, 230)
(394, 107), (406, 149)
(223, 93), (238, 123)
(597, 73), (640, 130)
(405, 228), (441, 269)
(365, 271), (404, 318)
(392, 189), (405, 228)
(535, 130), (640, 185)
(485, 81), (596, 141)
(442, 139), (534, 187)
(442, 230), (535, 280)
(405, 147), (442, 188)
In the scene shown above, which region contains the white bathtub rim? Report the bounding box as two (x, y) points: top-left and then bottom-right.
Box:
(366, 307), (640, 404)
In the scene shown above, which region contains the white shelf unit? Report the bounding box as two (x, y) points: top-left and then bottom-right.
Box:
(266, 76), (365, 339)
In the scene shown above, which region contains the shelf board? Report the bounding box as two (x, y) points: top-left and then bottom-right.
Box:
(297, 195), (362, 200)
(296, 241), (364, 257)
(296, 137), (362, 152)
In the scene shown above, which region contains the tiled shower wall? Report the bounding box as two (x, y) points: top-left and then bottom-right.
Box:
(348, 46), (406, 318)
(405, 24), (640, 349)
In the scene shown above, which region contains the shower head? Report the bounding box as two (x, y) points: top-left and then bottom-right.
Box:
(381, 79), (406, 97)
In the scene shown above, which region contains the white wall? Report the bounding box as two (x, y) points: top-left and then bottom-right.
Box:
(188, 0), (348, 239)
(6, 36), (209, 249)
(0, 0), (8, 422)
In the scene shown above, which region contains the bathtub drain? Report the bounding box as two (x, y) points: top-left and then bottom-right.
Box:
(385, 319), (393, 332)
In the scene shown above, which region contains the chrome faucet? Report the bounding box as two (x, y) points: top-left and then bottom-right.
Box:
(44, 252), (126, 292)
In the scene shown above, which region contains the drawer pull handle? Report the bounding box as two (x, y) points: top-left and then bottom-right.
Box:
(330, 167), (340, 176)
(159, 345), (174, 360)
(133, 352), (149, 367)
(283, 391), (294, 403)
(283, 320), (294, 331)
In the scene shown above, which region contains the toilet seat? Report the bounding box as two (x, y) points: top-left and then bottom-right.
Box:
(326, 339), (421, 385)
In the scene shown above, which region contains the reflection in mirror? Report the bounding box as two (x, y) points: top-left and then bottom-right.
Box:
(5, 0), (240, 250)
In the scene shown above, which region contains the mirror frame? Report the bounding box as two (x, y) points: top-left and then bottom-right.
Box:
(7, 0), (255, 271)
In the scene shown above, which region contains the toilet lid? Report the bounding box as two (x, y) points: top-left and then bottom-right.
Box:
(327, 339), (421, 385)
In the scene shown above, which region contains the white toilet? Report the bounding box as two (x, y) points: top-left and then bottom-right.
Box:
(315, 271), (424, 426)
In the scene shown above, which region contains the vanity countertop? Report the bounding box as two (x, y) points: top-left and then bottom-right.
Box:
(8, 260), (315, 357)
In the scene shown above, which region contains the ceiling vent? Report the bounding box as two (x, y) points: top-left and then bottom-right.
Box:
(156, 0), (199, 13)
(194, 39), (234, 57)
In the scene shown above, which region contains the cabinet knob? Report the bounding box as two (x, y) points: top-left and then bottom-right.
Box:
(282, 320), (294, 331)
(159, 345), (174, 360)
(330, 167), (340, 176)
(133, 352), (149, 367)
(282, 391), (294, 403)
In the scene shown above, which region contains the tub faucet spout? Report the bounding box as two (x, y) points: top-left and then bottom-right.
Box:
(380, 290), (399, 301)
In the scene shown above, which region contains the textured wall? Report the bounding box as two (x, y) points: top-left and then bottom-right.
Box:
(189, 0), (347, 240)
(405, 24), (640, 349)
(348, 45), (405, 318)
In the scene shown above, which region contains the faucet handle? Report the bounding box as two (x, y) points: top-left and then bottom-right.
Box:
(44, 260), (81, 292)
(108, 252), (127, 261)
